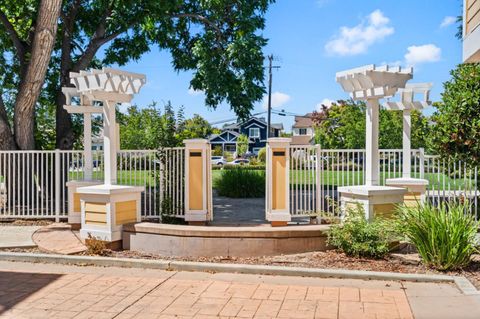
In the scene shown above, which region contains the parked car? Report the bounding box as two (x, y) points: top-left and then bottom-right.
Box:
(228, 159), (250, 165)
(211, 156), (227, 166)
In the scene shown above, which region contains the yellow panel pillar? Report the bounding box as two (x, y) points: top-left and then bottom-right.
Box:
(184, 139), (212, 225)
(266, 138), (291, 226)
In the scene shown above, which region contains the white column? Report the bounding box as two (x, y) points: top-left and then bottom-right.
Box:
(103, 100), (117, 185)
(365, 99), (380, 186)
(84, 113), (93, 180)
(402, 109), (412, 178)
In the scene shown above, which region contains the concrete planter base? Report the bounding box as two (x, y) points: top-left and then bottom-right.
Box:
(123, 222), (330, 257)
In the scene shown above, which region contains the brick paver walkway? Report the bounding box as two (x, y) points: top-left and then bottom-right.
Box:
(0, 261), (413, 319)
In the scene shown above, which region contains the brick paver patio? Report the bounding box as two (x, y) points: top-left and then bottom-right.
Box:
(0, 261), (413, 319)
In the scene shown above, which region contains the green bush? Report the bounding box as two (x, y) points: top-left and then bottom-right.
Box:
(215, 168), (265, 198)
(212, 165), (266, 171)
(396, 201), (479, 270)
(328, 205), (395, 259)
(257, 147), (266, 163)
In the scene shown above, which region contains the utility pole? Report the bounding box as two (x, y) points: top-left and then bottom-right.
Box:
(266, 54), (280, 138)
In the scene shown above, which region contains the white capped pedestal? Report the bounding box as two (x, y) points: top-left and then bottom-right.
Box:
(77, 184), (144, 242)
(338, 185), (407, 221)
(385, 178), (428, 206)
(66, 180), (102, 224)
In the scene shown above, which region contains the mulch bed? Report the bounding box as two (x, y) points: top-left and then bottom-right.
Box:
(0, 219), (53, 226)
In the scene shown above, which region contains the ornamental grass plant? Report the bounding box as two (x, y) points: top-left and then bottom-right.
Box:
(396, 201), (479, 271)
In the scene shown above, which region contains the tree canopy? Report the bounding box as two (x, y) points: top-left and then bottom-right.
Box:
(0, 0), (274, 150)
(312, 100), (432, 150)
(431, 63), (480, 165)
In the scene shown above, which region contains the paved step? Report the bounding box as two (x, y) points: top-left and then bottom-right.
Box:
(32, 223), (86, 255)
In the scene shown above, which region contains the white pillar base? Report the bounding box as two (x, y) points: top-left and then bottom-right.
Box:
(338, 185), (407, 221)
(78, 184), (144, 242)
(385, 178), (428, 205)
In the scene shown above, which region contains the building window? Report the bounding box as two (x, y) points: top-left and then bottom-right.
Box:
(252, 147), (261, 154)
(249, 127), (260, 138)
(299, 128), (307, 135)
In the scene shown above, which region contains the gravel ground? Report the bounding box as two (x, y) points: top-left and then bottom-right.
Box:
(0, 219), (54, 226)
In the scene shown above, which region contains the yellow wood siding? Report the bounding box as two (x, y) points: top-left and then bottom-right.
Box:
(272, 148), (286, 210)
(467, 0), (480, 34)
(73, 193), (81, 212)
(188, 149), (203, 210)
(115, 200), (137, 225)
(373, 203), (396, 219)
(404, 192), (422, 207)
(85, 202), (107, 225)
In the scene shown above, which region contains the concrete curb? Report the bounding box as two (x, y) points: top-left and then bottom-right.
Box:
(0, 252), (478, 295)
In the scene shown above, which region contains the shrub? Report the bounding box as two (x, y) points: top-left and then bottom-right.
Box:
(212, 165), (265, 171)
(327, 205), (395, 259)
(257, 147), (266, 163)
(215, 168), (265, 198)
(396, 201), (479, 270)
(85, 234), (108, 255)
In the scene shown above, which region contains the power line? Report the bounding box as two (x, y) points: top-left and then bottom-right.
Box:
(266, 54), (281, 138)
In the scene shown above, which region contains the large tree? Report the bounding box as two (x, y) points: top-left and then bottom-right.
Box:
(0, 0), (273, 150)
(431, 63), (480, 165)
(0, 0), (62, 150)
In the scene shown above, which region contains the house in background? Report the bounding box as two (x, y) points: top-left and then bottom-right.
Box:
(291, 113), (315, 145)
(463, 0), (480, 62)
(209, 117), (283, 155)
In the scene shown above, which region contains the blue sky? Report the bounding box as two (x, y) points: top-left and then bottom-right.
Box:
(118, 0), (462, 132)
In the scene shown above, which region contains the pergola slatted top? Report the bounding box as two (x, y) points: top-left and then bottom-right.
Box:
(69, 68), (146, 95)
(336, 64), (413, 100)
(384, 83), (433, 111)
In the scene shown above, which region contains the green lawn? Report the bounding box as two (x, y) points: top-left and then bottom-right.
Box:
(52, 169), (480, 191)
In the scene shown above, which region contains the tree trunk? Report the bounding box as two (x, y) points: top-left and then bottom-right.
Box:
(55, 88), (75, 150)
(0, 95), (16, 150)
(13, 0), (62, 150)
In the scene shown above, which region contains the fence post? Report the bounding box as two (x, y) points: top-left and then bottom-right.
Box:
(54, 149), (61, 222)
(419, 148), (425, 179)
(315, 144), (321, 215)
(266, 138), (291, 226)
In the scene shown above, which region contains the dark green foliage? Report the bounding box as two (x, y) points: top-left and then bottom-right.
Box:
(215, 168), (265, 198)
(212, 165), (265, 171)
(313, 100), (431, 150)
(431, 63), (480, 165)
(328, 205), (395, 259)
(396, 201), (479, 270)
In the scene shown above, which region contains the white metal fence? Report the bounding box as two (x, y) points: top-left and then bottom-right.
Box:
(1, 147), (479, 221)
(0, 148), (185, 220)
(289, 146), (480, 220)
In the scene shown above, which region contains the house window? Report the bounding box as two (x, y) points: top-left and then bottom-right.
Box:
(252, 147), (261, 155)
(299, 128), (307, 135)
(249, 127), (260, 138)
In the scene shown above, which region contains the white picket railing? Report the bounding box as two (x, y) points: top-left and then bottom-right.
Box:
(0, 148), (185, 220)
(1, 147), (479, 221)
(289, 146), (479, 220)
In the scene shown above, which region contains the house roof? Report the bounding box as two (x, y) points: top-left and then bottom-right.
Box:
(292, 114), (314, 128)
(208, 130), (253, 143)
(291, 135), (314, 145)
(223, 117), (283, 131)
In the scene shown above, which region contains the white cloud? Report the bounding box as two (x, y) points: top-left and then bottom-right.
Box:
(325, 10), (394, 56)
(316, 98), (334, 111)
(316, 0), (332, 8)
(262, 91), (291, 109)
(404, 44), (441, 66)
(440, 16), (456, 28)
(188, 87), (203, 96)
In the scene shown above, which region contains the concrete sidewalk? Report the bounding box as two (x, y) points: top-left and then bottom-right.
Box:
(0, 226), (40, 249)
(0, 260), (477, 319)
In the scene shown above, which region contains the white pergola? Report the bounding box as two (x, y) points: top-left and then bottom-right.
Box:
(384, 83), (432, 178)
(63, 68), (146, 185)
(336, 64), (413, 186)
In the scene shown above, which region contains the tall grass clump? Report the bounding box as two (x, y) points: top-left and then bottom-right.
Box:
(215, 168), (265, 198)
(328, 205), (396, 259)
(396, 202), (479, 270)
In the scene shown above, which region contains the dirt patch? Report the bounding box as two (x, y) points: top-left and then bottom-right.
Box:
(0, 219), (54, 227)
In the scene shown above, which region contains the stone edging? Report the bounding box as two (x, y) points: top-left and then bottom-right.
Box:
(0, 252), (478, 296)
